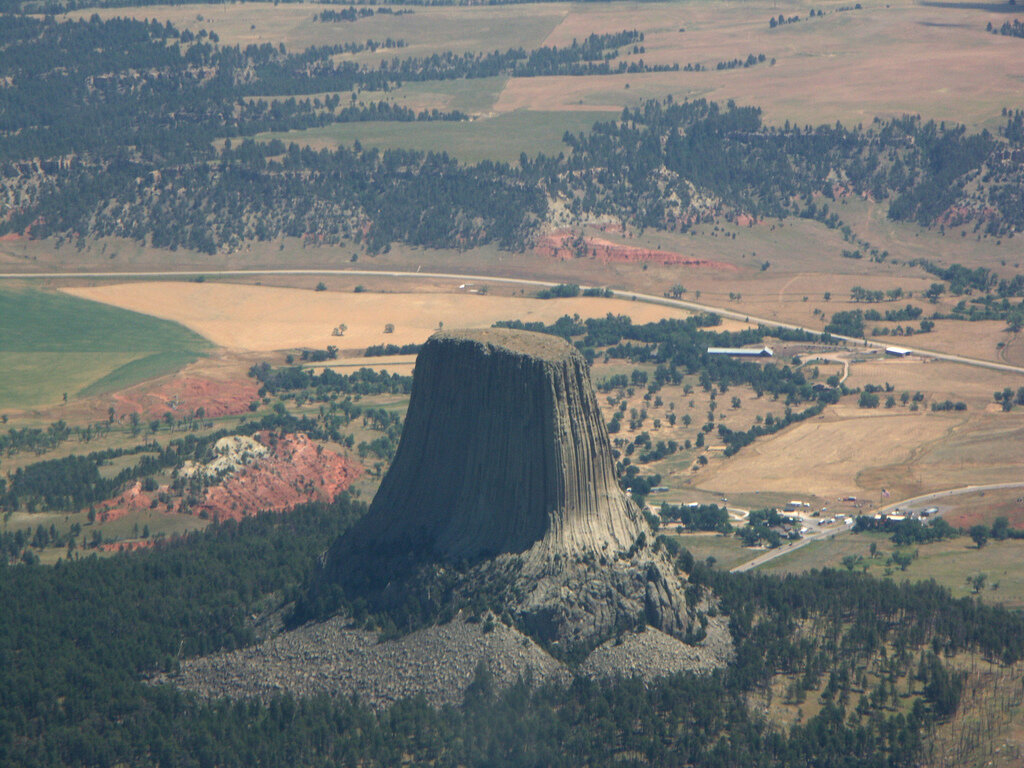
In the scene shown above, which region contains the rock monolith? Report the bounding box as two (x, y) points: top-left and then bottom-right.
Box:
(317, 328), (694, 649)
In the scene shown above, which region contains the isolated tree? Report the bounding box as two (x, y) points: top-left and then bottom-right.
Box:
(969, 524), (990, 548)
(891, 550), (913, 571)
(859, 392), (880, 408)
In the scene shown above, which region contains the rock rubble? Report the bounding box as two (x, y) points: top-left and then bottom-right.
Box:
(162, 615), (732, 708)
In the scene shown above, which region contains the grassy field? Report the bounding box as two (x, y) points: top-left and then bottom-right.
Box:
(760, 531), (1024, 608)
(668, 532), (762, 571)
(0, 287), (212, 411)
(258, 109), (610, 164)
(383, 77), (510, 117)
(68, 3), (566, 58)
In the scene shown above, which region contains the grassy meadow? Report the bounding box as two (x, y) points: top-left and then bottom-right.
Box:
(759, 531), (1024, 608)
(258, 109), (611, 164)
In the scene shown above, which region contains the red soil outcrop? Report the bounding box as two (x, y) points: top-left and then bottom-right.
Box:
(92, 432), (362, 526)
(100, 539), (157, 553)
(95, 480), (154, 523)
(194, 432), (361, 522)
(110, 375), (259, 420)
(536, 231), (738, 272)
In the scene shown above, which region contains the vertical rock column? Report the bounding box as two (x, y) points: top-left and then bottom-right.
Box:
(344, 328), (644, 564)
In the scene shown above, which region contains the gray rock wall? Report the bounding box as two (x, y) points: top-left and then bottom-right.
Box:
(348, 328), (644, 564)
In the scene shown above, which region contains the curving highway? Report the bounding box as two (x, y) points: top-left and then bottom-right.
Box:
(4, 265), (1024, 376)
(5, 265), (1024, 574)
(731, 481), (1024, 573)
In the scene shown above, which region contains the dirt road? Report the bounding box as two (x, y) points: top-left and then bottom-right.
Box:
(730, 481), (1024, 573)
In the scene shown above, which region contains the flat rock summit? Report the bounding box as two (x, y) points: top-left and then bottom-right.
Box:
(167, 328), (730, 704)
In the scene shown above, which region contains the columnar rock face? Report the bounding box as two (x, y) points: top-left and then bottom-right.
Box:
(349, 328), (643, 562)
(319, 328), (694, 649)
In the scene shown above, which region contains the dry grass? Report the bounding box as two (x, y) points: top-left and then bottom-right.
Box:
(492, 0), (1019, 132)
(844, 358), (1023, 409)
(62, 281), (696, 353)
(65, 3), (565, 59)
(941, 487), (1024, 530)
(68, 0), (1022, 138)
(698, 410), (958, 500)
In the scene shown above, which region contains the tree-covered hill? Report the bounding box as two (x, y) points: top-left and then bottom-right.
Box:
(2, 13), (1022, 255)
(2, 499), (1022, 766)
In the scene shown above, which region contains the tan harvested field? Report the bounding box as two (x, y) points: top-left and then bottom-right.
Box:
(63, 281), (696, 353)
(861, 413), (1024, 495)
(698, 410), (960, 501)
(844, 357), (1024, 408)
(6, 218), (1018, 360)
(699, 394), (1024, 507)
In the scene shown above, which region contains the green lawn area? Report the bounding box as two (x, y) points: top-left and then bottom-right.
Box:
(760, 531), (1024, 608)
(257, 109), (610, 164)
(669, 532), (762, 571)
(0, 287), (212, 410)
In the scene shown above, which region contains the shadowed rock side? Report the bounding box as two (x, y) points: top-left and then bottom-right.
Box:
(315, 328), (698, 651)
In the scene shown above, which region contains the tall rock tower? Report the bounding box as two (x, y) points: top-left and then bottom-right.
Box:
(317, 328), (694, 650)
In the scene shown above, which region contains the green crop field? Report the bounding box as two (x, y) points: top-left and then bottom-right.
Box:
(258, 109), (610, 164)
(0, 287), (212, 410)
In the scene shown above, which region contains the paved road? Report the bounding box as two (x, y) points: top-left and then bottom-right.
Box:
(7, 265), (1024, 568)
(730, 481), (1024, 573)
(4, 266), (1024, 376)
